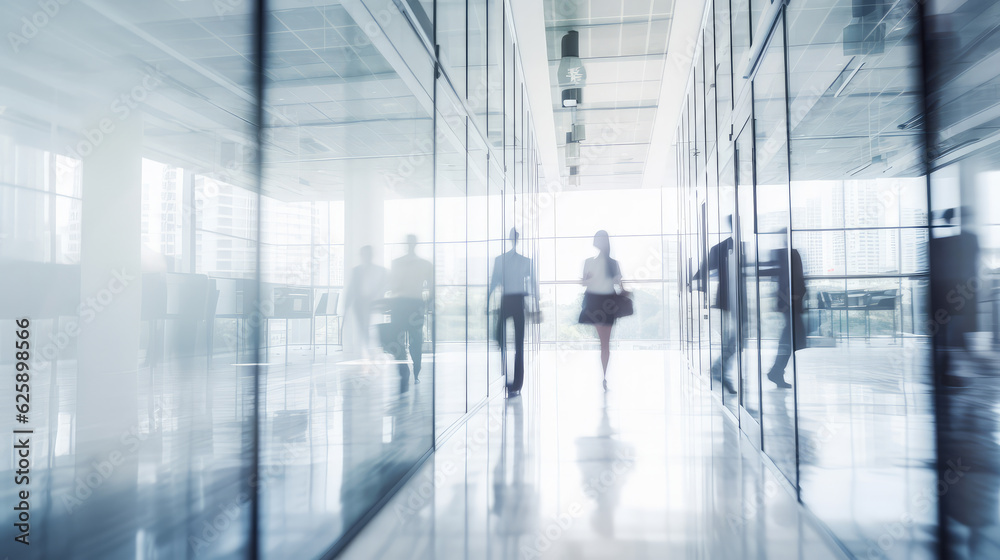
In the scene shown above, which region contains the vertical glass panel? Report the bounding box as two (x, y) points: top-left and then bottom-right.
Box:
(695, 45), (706, 190)
(736, 119), (761, 432)
(468, 134), (489, 406)
(731, 0), (752, 79)
(750, 1), (764, 36)
(504, 15), (515, 169)
(488, 161), (505, 386)
(0, 1), (257, 557)
(924, 1), (1000, 556)
(261, 2), (435, 556)
(487, 0), (504, 149)
(695, 52), (711, 379)
(717, 144), (740, 411)
(469, 0), (489, 131)
(752, 19), (795, 481)
(715, 0), (734, 136)
(439, 0), (467, 96)
(787, 0), (935, 557)
(705, 24), (718, 157)
(435, 85), (468, 436)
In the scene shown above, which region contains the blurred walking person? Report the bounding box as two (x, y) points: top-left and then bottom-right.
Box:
(692, 215), (738, 393)
(388, 235), (434, 391)
(579, 230), (631, 390)
(488, 228), (539, 398)
(343, 245), (387, 357)
(763, 238), (804, 389)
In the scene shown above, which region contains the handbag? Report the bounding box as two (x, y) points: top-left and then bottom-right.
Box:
(614, 289), (634, 318)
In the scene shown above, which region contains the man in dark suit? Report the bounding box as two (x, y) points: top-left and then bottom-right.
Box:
(388, 235), (434, 391)
(764, 240), (805, 389)
(693, 215), (738, 393)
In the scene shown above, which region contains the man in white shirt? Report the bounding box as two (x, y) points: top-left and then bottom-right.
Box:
(488, 228), (539, 397)
(389, 235), (434, 391)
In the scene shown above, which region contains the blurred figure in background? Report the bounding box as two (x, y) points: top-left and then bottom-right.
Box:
(692, 215), (738, 393)
(930, 208), (980, 381)
(389, 235), (434, 391)
(343, 245), (387, 357)
(579, 230), (628, 390)
(930, 207), (1000, 558)
(763, 231), (804, 389)
(488, 228), (539, 398)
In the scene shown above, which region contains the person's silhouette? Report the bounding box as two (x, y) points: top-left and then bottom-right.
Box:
(488, 228), (539, 397)
(343, 245), (387, 355)
(579, 230), (625, 390)
(763, 238), (804, 389)
(692, 215), (738, 393)
(388, 235), (434, 391)
(930, 207), (980, 379)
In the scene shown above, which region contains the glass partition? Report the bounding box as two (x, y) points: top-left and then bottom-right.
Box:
(924, 1), (1000, 557)
(751, 17), (796, 482)
(435, 84), (469, 437)
(0, 2), (258, 558)
(0, 0), (543, 558)
(260, 1), (438, 556)
(786, 0), (934, 556)
(676, 0), (937, 557)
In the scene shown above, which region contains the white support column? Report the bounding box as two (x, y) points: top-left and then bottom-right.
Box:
(73, 114), (143, 554)
(343, 169), (385, 356)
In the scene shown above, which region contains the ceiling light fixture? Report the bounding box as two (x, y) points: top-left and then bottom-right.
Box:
(558, 30), (585, 107)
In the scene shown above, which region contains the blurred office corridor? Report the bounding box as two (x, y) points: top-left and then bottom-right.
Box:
(4, 0), (1000, 558)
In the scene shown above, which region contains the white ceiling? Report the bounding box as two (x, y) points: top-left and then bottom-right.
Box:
(0, 0), (437, 202)
(539, 0), (678, 191)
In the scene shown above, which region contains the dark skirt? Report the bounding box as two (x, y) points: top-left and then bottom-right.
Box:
(578, 293), (619, 326)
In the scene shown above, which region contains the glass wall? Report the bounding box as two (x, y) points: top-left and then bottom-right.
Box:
(675, 1), (939, 558)
(925, 2), (1000, 559)
(0, 0), (540, 558)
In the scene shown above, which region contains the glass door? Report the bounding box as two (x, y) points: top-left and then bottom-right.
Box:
(734, 115), (762, 445)
(718, 149), (739, 416)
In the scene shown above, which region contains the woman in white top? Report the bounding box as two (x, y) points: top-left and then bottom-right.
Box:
(579, 230), (624, 389)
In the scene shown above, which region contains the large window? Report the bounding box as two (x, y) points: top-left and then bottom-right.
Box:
(0, 1), (541, 558)
(537, 189), (667, 343)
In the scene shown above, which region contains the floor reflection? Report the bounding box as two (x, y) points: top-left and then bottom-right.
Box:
(338, 349), (848, 559)
(0, 344), (433, 560)
(795, 342), (937, 560)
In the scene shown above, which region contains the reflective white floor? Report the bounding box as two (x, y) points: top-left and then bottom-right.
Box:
(337, 349), (850, 559)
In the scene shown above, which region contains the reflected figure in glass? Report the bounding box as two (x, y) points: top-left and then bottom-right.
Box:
(693, 215), (738, 394)
(931, 208), (1000, 559)
(344, 245), (387, 358)
(760, 233), (804, 389)
(930, 208), (979, 380)
(388, 234), (434, 391)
